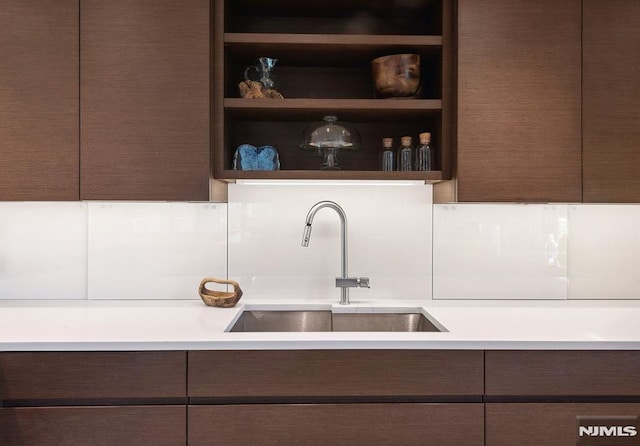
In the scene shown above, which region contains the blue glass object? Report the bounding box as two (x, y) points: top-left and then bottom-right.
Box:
(233, 144), (280, 171)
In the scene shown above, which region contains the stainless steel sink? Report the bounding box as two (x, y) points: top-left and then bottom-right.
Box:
(229, 310), (441, 332)
(332, 313), (440, 332)
(229, 311), (332, 332)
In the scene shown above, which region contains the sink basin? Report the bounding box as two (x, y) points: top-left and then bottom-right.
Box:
(229, 310), (442, 332)
(332, 313), (440, 332)
(229, 311), (332, 332)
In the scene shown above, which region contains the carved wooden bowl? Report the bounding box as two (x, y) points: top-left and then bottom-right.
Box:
(198, 278), (243, 308)
(371, 54), (422, 99)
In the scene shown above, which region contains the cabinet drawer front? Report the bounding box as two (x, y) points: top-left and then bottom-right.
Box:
(0, 406), (186, 446)
(188, 350), (483, 398)
(485, 350), (640, 397)
(0, 352), (186, 401)
(486, 403), (640, 446)
(189, 403), (484, 446)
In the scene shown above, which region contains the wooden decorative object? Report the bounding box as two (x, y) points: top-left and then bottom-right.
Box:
(198, 278), (243, 307)
(371, 54), (422, 99)
(238, 80), (284, 99)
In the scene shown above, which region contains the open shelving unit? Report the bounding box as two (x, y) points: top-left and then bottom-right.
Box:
(212, 0), (453, 181)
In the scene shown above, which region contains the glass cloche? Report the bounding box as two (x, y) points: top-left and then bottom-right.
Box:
(299, 115), (361, 170)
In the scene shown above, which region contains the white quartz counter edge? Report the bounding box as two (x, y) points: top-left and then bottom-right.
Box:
(1, 298), (640, 351)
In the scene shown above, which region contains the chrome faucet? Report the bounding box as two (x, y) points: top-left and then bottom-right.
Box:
(301, 200), (370, 305)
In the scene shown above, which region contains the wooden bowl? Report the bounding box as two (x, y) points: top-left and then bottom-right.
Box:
(371, 54), (422, 99)
(198, 278), (243, 308)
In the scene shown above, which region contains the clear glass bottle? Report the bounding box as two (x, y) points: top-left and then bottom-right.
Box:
(414, 132), (433, 171)
(397, 136), (413, 171)
(380, 137), (394, 171)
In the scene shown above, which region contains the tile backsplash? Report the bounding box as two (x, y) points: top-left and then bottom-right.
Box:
(1, 193), (640, 301)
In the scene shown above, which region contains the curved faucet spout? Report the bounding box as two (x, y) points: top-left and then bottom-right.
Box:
(301, 200), (357, 305)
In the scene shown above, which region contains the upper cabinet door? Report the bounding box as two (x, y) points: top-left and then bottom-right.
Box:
(583, 0), (640, 203)
(81, 0), (210, 201)
(457, 0), (582, 202)
(0, 0), (79, 201)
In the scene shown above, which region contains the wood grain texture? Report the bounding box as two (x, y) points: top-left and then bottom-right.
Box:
(0, 351), (186, 401)
(440, 0), (453, 180)
(212, 0), (225, 178)
(486, 403), (640, 446)
(80, 0), (210, 200)
(457, 0), (582, 202)
(189, 403), (484, 446)
(0, 406), (186, 446)
(485, 350), (640, 396)
(188, 350), (483, 398)
(0, 0), (79, 200)
(583, 0), (640, 203)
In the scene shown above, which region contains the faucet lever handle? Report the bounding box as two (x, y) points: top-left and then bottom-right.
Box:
(336, 277), (370, 288)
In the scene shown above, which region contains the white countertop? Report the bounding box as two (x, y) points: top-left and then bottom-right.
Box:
(1, 298), (640, 351)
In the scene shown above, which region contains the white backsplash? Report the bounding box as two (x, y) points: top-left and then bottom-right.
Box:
(0, 202), (87, 299)
(0, 202), (226, 300)
(433, 204), (568, 299)
(2, 195), (640, 301)
(568, 205), (640, 299)
(227, 181), (433, 302)
(87, 202), (227, 299)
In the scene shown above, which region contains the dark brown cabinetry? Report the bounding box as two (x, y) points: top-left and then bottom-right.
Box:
(583, 0), (640, 203)
(485, 350), (640, 397)
(485, 350), (640, 446)
(457, 0), (582, 202)
(189, 350), (483, 399)
(0, 406), (186, 446)
(0, 352), (187, 446)
(486, 403), (640, 446)
(188, 350), (485, 446)
(0, 351), (186, 402)
(213, 0), (454, 181)
(0, 0), (79, 201)
(1, 0), (210, 201)
(80, 0), (210, 200)
(190, 403), (484, 446)
(3, 349), (639, 445)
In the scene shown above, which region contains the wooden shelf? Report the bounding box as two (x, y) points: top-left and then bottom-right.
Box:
(225, 33), (442, 65)
(218, 170), (444, 182)
(226, 33), (442, 47)
(224, 98), (442, 121)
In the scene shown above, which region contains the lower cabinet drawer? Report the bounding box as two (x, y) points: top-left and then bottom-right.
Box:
(0, 351), (186, 402)
(485, 351), (640, 397)
(188, 350), (484, 399)
(188, 403), (484, 446)
(0, 405), (186, 446)
(486, 403), (640, 446)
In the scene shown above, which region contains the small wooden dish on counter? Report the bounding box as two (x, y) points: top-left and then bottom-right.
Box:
(198, 278), (243, 308)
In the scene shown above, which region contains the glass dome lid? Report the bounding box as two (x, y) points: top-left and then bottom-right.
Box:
(299, 115), (361, 170)
(300, 115), (361, 151)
